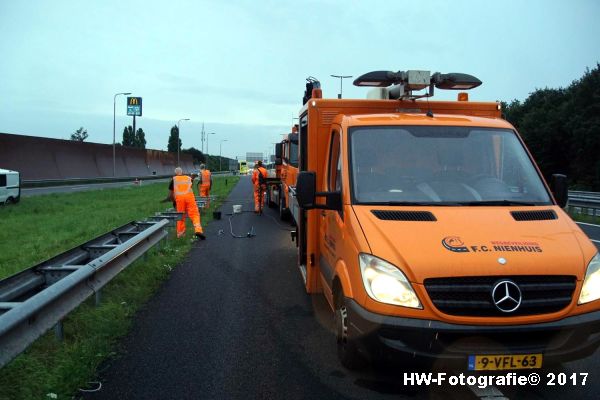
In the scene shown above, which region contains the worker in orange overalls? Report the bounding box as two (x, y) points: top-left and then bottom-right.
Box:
(251, 161), (268, 214)
(169, 167), (206, 240)
(197, 163), (212, 208)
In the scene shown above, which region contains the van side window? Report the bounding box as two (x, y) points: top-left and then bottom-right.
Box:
(328, 130), (341, 192)
(0, 174), (6, 187)
(335, 153), (342, 192)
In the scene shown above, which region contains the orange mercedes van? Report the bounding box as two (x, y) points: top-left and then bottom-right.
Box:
(293, 71), (600, 371)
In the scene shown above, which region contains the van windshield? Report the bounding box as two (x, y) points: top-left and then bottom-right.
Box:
(349, 126), (552, 205)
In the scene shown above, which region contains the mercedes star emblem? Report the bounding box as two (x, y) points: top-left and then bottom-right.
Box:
(491, 280), (522, 312)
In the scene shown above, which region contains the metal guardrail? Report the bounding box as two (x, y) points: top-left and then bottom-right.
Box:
(22, 171), (232, 188)
(568, 191), (600, 217)
(0, 210), (184, 368)
(22, 175), (172, 188)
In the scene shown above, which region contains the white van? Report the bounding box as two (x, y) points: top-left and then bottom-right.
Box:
(0, 169), (20, 205)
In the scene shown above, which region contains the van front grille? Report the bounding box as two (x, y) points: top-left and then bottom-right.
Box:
(424, 275), (576, 317)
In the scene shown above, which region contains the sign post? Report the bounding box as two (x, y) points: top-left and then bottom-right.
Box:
(127, 97), (142, 116)
(127, 97), (142, 139)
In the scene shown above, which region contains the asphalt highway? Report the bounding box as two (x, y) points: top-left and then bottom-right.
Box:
(84, 177), (600, 400)
(577, 222), (600, 250)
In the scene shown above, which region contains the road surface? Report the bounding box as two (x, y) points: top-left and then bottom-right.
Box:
(577, 222), (600, 250)
(85, 177), (600, 399)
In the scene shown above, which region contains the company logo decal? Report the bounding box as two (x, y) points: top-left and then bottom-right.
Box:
(492, 280), (522, 312)
(442, 236), (470, 253)
(442, 237), (543, 253)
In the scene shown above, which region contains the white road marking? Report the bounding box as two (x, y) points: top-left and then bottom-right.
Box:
(577, 221), (600, 228)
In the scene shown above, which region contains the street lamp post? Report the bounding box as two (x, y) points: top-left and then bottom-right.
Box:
(219, 139), (228, 171)
(113, 92), (131, 176)
(206, 132), (216, 156)
(330, 74), (352, 99)
(177, 118), (190, 167)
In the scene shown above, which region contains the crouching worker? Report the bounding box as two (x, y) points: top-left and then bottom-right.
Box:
(169, 167), (206, 240)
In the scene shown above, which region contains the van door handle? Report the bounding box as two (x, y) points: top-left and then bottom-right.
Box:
(321, 211), (326, 217)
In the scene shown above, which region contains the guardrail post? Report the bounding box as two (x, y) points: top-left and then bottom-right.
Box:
(54, 321), (64, 341)
(95, 290), (102, 306)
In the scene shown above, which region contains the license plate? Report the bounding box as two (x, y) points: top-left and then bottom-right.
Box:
(468, 354), (543, 371)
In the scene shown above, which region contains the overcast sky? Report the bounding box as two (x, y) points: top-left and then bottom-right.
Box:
(1, 0), (598, 160)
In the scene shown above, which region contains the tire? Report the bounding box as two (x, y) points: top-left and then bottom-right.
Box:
(5, 197), (15, 205)
(334, 290), (366, 370)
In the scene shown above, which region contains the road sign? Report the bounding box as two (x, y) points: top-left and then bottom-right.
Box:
(127, 97), (142, 116)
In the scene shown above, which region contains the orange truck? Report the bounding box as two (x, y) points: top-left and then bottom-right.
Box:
(288, 70), (600, 371)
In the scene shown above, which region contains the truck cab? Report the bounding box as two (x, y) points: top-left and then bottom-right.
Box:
(293, 71), (600, 371)
(0, 169), (20, 205)
(239, 161), (249, 175)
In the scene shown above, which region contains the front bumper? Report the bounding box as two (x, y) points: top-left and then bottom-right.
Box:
(346, 298), (600, 368)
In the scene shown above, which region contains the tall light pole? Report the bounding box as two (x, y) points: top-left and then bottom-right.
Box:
(177, 118), (190, 167)
(206, 132), (216, 156)
(331, 74), (352, 99)
(219, 139), (228, 171)
(113, 92), (131, 176)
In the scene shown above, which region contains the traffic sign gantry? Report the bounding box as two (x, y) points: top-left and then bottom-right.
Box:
(127, 97), (143, 116)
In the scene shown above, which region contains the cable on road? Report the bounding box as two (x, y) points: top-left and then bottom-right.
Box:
(227, 212), (256, 239)
(78, 381), (102, 393)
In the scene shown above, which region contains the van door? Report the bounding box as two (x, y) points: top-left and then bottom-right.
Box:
(7, 173), (20, 202)
(0, 173), (7, 203)
(319, 127), (344, 294)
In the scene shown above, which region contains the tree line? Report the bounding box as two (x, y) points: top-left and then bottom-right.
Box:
(168, 125), (235, 171)
(70, 124), (234, 170)
(503, 64), (600, 190)
(69, 125), (146, 149)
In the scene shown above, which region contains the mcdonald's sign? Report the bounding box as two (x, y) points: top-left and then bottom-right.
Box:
(127, 97), (142, 116)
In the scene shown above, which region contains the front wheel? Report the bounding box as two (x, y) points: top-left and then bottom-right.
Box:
(334, 293), (366, 370)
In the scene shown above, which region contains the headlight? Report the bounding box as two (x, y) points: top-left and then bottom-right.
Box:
(359, 253), (421, 308)
(579, 253), (600, 305)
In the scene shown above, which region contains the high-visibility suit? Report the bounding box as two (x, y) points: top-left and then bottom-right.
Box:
(198, 169), (212, 207)
(172, 175), (203, 238)
(251, 166), (268, 213)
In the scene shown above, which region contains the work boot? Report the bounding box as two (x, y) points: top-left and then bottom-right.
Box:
(195, 232), (206, 240)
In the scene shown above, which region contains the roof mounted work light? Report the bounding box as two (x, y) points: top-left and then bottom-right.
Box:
(353, 71), (403, 87)
(354, 69), (482, 100)
(354, 70), (481, 90)
(432, 73), (482, 90)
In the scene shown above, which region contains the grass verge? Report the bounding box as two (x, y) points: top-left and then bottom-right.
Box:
(568, 211), (600, 225)
(0, 176), (239, 400)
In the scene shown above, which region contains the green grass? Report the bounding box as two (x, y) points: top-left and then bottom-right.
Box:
(0, 176), (239, 400)
(567, 208), (600, 225)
